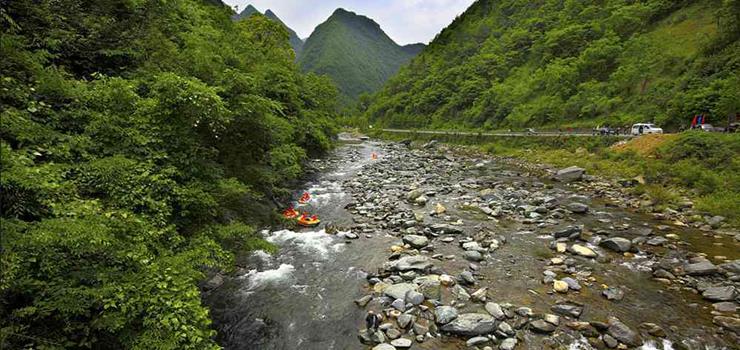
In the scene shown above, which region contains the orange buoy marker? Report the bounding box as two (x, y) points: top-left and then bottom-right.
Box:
(298, 192), (311, 204)
(297, 213), (321, 227)
(282, 206), (300, 219)
(371, 152), (378, 160)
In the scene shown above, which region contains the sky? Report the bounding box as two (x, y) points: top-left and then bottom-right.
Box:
(222, 0), (476, 45)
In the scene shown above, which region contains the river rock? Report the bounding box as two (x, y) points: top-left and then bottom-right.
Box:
(713, 316), (740, 334)
(562, 277), (581, 291)
(204, 274), (224, 290)
(464, 250), (484, 262)
(551, 303), (583, 318)
(554, 166), (585, 182)
(390, 338), (412, 348)
(485, 302), (506, 320)
(684, 261), (718, 276)
(391, 298), (406, 312)
(407, 190), (423, 201)
(530, 319), (556, 333)
(466, 336), (489, 347)
(434, 306), (459, 325)
(397, 314), (414, 329)
(459, 270), (476, 285)
(553, 280), (569, 293)
(554, 226), (581, 239)
(405, 290), (425, 305)
(567, 202), (589, 214)
(430, 223), (464, 234)
(372, 343), (396, 350)
(402, 235), (429, 248)
(355, 295), (373, 307)
(415, 195), (428, 205)
(500, 337), (517, 350)
(470, 287), (488, 302)
(359, 329), (386, 345)
(602, 287), (624, 301)
(600, 237), (632, 253)
(571, 244), (598, 258)
(720, 259), (740, 274)
(440, 313), (497, 336)
(713, 302), (739, 312)
(388, 256), (433, 272)
(607, 316), (641, 346)
(384, 283), (419, 300)
(434, 203), (446, 215)
(702, 286), (737, 301)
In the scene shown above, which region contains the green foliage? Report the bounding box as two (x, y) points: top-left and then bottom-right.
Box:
(298, 9), (423, 105)
(367, 0), (740, 130)
(1, 0), (338, 348)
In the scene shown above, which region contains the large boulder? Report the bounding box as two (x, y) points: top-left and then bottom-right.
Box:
(684, 261), (718, 276)
(402, 235), (429, 249)
(384, 283), (419, 300)
(386, 255), (433, 272)
(600, 237), (632, 253)
(554, 166), (585, 182)
(440, 313), (497, 336)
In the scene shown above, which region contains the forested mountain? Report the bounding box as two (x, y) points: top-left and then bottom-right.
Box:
(0, 0), (337, 348)
(366, 0), (740, 130)
(298, 9), (425, 105)
(233, 5), (304, 55)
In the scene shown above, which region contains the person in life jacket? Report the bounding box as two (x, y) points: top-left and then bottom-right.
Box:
(298, 192), (311, 204)
(365, 311), (381, 332)
(282, 206), (299, 219)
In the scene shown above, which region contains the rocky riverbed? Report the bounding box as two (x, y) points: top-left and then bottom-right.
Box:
(205, 138), (739, 350)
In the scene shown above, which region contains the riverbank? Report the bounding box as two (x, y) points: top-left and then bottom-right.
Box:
(376, 130), (740, 229)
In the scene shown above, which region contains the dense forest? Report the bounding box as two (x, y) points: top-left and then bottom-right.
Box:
(233, 5), (305, 55)
(298, 9), (424, 106)
(365, 0), (740, 130)
(0, 0), (338, 348)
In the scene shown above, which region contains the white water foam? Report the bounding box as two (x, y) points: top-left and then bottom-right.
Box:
(251, 249), (272, 262)
(241, 263), (295, 291)
(267, 229), (344, 258)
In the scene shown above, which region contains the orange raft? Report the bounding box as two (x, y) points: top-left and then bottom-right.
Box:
(298, 192), (311, 204)
(297, 213), (321, 227)
(282, 207), (300, 220)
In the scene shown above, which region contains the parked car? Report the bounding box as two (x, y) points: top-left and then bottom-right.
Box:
(696, 124), (723, 132)
(631, 123), (663, 135)
(596, 126), (617, 135)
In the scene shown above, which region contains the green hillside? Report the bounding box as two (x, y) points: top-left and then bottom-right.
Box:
(0, 0), (337, 348)
(298, 8), (425, 105)
(366, 0), (740, 130)
(234, 6), (304, 55)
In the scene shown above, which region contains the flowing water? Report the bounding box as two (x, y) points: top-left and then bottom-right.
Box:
(205, 138), (739, 350)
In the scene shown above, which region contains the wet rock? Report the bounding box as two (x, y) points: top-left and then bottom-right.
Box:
(607, 316), (641, 346)
(602, 287), (624, 301)
(485, 302), (506, 320)
(530, 319), (557, 333)
(554, 226), (582, 239)
(720, 259), (740, 274)
(464, 250), (484, 262)
(603, 334), (618, 348)
(384, 283), (419, 300)
(600, 238), (632, 253)
(440, 313), (497, 336)
(390, 338), (412, 348)
(499, 337), (518, 350)
(639, 322), (666, 337)
(713, 316), (740, 334)
(684, 261), (718, 276)
(567, 202), (589, 214)
(554, 166), (585, 182)
(551, 303), (583, 318)
(434, 306), (459, 325)
(430, 223), (464, 235)
(570, 244), (598, 258)
(402, 235), (429, 249)
(702, 286), (737, 301)
(388, 256), (433, 272)
(713, 302), (738, 312)
(652, 269), (675, 280)
(647, 236), (668, 246)
(204, 274), (224, 290)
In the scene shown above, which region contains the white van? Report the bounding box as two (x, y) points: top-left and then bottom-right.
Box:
(631, 123), (663, 135)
